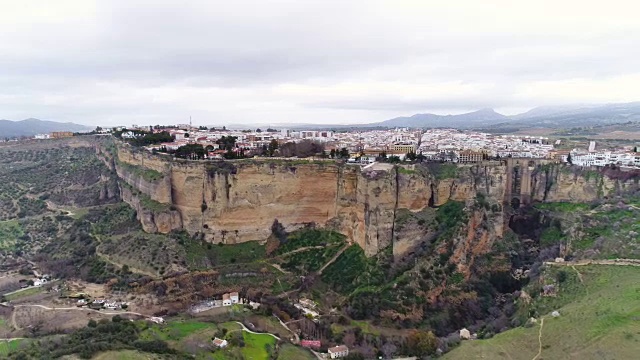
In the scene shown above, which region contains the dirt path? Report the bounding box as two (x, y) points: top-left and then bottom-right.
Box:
(545, 258), (640, 267)
(273, 315), (299, 343)
(532, 317), (544, 360)
(274, 246), (325, 259)
(11, 304), (146, 330)
(270, 263), (290, 275)
(318, 244), (350, 275)
(95, 250), (157, 278)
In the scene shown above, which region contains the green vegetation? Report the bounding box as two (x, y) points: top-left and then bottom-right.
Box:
(277, 344), (316, 360)
(426, 163), (459, 180)
(139, 192), (171, 212)
(274, 228), (345, 255)
(280, 245), (342, 274)
(184, 235), (266, 269)
(140, 320), (215, 341)
(321, 245), (368, 293)
(4, 286), (43, 301)
(241, 331), (277, 360)
(115, 129), (174, 146)
(0, 339), (27, 357)
(436, 200), (466, 241)
(444, 265), (640, 360)
(540, 226), (565, 247)
(0, 220), (23, 250)
(7, 317), (177, 359)
(116, 160), (165, 182)
(534, 202), (591, 212)
(91, 203), (139, 235)
(397, 166), (416, 175)
(0, 146), (116, 221)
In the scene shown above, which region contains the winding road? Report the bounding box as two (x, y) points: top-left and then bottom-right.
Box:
(233, 321), (281, 341)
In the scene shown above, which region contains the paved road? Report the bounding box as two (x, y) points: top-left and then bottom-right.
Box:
(233, 321), (281, 341)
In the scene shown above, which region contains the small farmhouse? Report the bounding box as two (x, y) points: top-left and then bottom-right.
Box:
(212, 338), (228, 348)
(222, 293), (232, 306)
(328, 345), (349, 359)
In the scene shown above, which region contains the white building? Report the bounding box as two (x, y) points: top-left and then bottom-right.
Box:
(212, 338), (228, 348)
(222, 293), (232, 306)
(230, 292), (239, 304)
(328, 345), (349, 359)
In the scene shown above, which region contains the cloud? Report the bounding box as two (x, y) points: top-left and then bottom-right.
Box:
(0, 0), (639, 125)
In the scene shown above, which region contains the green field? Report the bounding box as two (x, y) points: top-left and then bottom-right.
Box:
(4, 286), (43, 301)
(0, 339), (27, 357)
(276, 343), (316, 360)
(141, 319), (224, 341)
(444, 265), (640, 360)
(241, 331), (277, 360)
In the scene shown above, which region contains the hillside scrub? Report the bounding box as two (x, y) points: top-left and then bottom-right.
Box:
(116, 159), (164, 182)
(6, 317), (178, 359)
(445, 265), (640, 360)
(274, 228), (346, 255)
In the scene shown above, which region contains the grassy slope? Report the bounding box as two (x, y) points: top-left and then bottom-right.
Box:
(0, 339), (27, 358)
(241, 331), (276, 360)
(444, 265), (640, 360)
(276, 343), (316, 360)
(92, 350), (169, 359)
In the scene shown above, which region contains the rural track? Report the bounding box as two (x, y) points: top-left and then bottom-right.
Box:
(532, 318), (544, 360)
(273, 246), (326, 259)
(545, 258), (640, 267)
(317, 244), (350, 275)
(10, 304), (146, 330)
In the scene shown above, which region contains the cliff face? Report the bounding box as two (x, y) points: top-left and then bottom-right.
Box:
(110, 143), (638, 257)
(119, 184), (183, 233)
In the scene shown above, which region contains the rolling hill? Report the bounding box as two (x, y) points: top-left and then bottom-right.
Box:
(443, 264), (640, 360)
(0, 118), (90, 138)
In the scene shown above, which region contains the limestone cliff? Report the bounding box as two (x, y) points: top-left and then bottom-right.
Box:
(119, 183), (182, 233)
(109, 142), (638, 257)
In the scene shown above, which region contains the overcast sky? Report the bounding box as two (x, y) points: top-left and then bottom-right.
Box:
(1, 0), (639, 126)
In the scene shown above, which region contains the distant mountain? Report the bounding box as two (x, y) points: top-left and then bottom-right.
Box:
(366, 102), (640, 130)
(370, 108), (511, 128)
(0, 118), (90, 138)
(503, 102), (640, 129)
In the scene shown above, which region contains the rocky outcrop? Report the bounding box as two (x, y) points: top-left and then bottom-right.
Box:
(120, 184), (182, 233)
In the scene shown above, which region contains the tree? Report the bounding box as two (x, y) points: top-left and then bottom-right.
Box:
(216, 136), (237, 151)
(406, 151), (417, 161)
(268, 139), (279, 156)
(256, 128), (262, 133)
(634, 146), (638, 152)
(406, 330), (438, 356)
(567, 153), (573, 164)
(330, 149), (336, 159)
(339, 147), (349, 159)
(175, 144), (206, 160)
